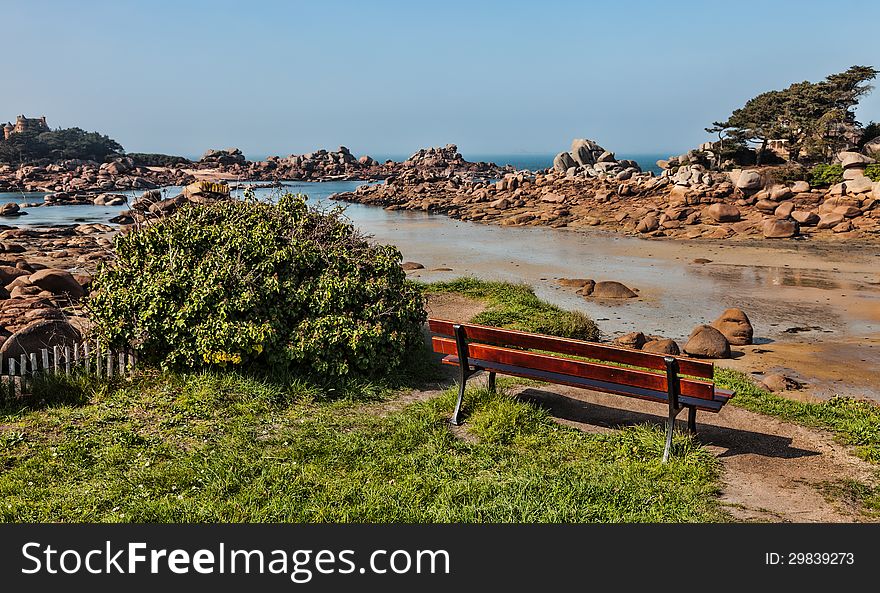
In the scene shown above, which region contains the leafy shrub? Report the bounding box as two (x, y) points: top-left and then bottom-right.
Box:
(809, 163), (843, 187)
(768, 163), (809, 186)
(89, 193), (426, 378)
(0, 127), (123, 164)
(126, 153), (192, 167)
(866, 164), (880, 182)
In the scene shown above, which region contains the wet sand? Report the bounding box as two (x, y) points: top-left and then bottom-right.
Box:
(359, 213), (880, 402)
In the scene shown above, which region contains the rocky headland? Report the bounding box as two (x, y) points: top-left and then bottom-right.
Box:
(0, 143), (510, 211)
(331, 139), (880, 243)
(199, 144), (509, 182)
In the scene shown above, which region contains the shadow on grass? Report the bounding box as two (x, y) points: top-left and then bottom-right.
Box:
(514, 387), (821, 461)
(0, 373), (98, 415)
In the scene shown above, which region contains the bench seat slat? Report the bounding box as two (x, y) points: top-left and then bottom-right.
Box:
(440, 355), (723, 412)
(428, 318), (714, 379)
(433, 336), (717, 401)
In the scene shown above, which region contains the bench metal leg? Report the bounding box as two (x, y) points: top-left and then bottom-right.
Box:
(487, 371), (496, 393)
(663, 406), (679, 464)
(450, 324), (473, 426)
(662, 357), (682, 463)
(451, 381), (466, 426)
(687, 406), (697, 434)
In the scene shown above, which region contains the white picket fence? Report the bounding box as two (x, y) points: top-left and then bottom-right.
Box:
(3, 341), (137, 398)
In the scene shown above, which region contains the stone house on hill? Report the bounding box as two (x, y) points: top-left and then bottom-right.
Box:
(3, 115), (49, 140)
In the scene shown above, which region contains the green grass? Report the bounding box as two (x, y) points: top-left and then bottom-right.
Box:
(715, 368), (880, 464)
(0, 371), (724, 523)
(421, 277), (599, 341)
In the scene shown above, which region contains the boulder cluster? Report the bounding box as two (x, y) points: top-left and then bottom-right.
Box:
(0, 224), (114, 360)
(109, 181), (232, 226)
(556, 278), (638, 298)
(334, 140), (880, 242)
(0, 157), (194, 207)
(553, 139), (643, 181)
(193, 144), (508, 182)
(610, 307), (754, 360)
(198, 148), (247, 168)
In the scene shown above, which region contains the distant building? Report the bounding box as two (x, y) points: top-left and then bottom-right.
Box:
(2, 115), (49, 140)
(767, 139), (790, 159)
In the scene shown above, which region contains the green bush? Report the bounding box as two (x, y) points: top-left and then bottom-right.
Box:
(89, 193), (426, 378)
(768, 163), (809, 186)
(866, 164), (880, 182)
(126, 153), (192, 167)
(809, 163), (843, 187)
(0, 127), (123, 163)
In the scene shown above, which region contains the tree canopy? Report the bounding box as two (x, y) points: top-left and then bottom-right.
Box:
(0, 127), (123, 164)
(710, 65), (878, 163)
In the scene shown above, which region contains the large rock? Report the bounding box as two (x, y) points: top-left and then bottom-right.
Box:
(864, 136), (880, 159)
(833, 204), (861, 218)
(575, 280), (597, 296)
(705, 203), (741, 223)
(791, 210), (819, 226)
(27, 269), (85, 299)
(755, 199), (779, 213)
(590, 281), (637, 299)
(791, 180), (811, 193)
(570, 140), (595, 166)
(762, 218), (798, 238)
(711, 308), (753, 345)
(0, 319), (81, 359)
(570, 138), (598, 154)
(843, 167), (865, 181)
(774, 201), (795, 218)
(553, 152), (576, 173)
(735, 170), (763, 191)
(642, 338), (680, 355)
(613, 332), (646, 349)
(684, 325), (731, 359)
(0, 265), (29, 285)
(761, 373), (800, 393)
(636, 214), (659, 233)
(557, 278), (594, 288)
(838, 151), (875, 169)
(0, 202), (22, 216)
(845, 175), (873, 194)
(817, 213), (845, 229)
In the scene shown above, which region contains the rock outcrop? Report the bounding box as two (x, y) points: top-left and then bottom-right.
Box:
(333, 143), (880, 242)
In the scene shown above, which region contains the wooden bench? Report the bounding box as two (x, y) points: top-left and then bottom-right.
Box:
(428, 318), (735, 461)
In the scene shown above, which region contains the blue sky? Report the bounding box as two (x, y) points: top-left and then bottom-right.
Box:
(2, 0), (878, 158)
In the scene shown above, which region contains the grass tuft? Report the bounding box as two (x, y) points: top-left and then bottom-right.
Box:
(421, 277), (599, 341)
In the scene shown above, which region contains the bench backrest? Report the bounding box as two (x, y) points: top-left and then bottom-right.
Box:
(428, 318), (718, 402)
